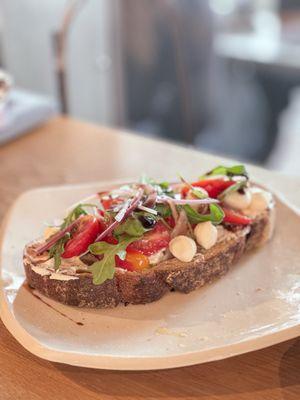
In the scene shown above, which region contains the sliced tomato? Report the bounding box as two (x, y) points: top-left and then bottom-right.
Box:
(165, 216), (175, 229)
(223, 208), (252, 225)
(115, 249), (149, 271)
(127, 221), (171, 256)
(105, 234), (118, 244)
(97, 209), (105, 217)
(182, 179), (235, 199)
(96, 218), (118, 244)
(181, 186), (190, 198)
(126, 250), (149, 271)
(115, 255), (134, 271)
(62, 215), (101, 258)
(101, 196), (124, 210)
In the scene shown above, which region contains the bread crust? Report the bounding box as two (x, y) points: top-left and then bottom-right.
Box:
(23, 208), (274, 308)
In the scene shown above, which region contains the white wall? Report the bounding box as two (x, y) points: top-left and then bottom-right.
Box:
(1, 0), (120, 125)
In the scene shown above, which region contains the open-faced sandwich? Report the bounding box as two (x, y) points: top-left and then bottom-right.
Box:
(24, 165), (275, 308)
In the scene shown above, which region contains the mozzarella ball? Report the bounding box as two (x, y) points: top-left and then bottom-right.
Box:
(194, 221), (218, 249)
(169, 235), (197, 262)
(243, 189), (272, 216)
(223, 189), (252, 211)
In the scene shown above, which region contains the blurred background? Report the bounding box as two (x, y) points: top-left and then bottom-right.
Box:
(1, 0), (300, 174)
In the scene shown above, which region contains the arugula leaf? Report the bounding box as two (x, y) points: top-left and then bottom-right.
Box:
(53, 247), (63, 270)
(89, 235), (140, 285)
(218, 180), (247, 200)
(49, 233), (70, 270)
(139, 175), (174, 197)
(202, 165), (248, 179)
(48, 204), (96, 269)
(183, 204), (224, 225)
(114, 216), (148, 237)
(90, 259), (115, 286)
(61, 204), (88, 229)
(159, 181), (170, 190)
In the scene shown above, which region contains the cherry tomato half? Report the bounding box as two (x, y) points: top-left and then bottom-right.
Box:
(126, 250), (149, 271)
(127, 221), (171, 256)
(115, 255), (134, 271)
(165, 216), (175, 228)
(62, 215), (101, 258)
(181, 179), (235, 198)
(101, 197), (124, 210)
(115, 249), (149, 271)
(222, 208), (252, 225)
(97, 218), (118, 244)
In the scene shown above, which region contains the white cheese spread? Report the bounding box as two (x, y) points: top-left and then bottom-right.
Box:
(148, 248), (167, 265)
(32, 266), (51, 276)
(49, 273), (78, 281)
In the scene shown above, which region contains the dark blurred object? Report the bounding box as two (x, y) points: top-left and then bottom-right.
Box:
(213, 0), (300, 163)
(121, 0), (214, 143)
(279, 0), (300, 12)
(119, 0), (285, 164)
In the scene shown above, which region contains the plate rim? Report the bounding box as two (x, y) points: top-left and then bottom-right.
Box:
(1, 180), (300, 370)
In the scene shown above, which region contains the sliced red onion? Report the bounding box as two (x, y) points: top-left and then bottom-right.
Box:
(112, 203), (125, 212)
(167, 198), (179, 223)
(172, 198), (219, 205)
(94, 188), (144, 242)
(93, 219), (120, 243)
(171, 209), (189, 238)
(36, 216), (83, 255)
(137, 204), (158, 215)
(114, 199), (131, 222)
(140, 183), (156, 195)
(157, 196), (219, 205)
(143, 191), (157, 208)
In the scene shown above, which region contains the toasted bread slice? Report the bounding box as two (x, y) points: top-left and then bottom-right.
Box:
(23, 206), (275, 308)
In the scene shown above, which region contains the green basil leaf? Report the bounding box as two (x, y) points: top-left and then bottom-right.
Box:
(218, 180), (247, 200)
(178, 174), (207, 199)
(202, 165), (248, 179)
(114, 217), (148, 237)
(159, 181), (170, 190)
(209, 204), (225, 223)
(183, 205), (208, 224)
(155, 204), (172, 218)
(191, 187), (207, 199)
(183, 204), (224, 225)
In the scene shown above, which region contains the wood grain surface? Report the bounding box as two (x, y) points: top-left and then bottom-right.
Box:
(0, 116), (299, 399)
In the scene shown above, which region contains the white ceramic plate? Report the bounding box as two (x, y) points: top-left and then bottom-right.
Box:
(1, 181), (300, 370)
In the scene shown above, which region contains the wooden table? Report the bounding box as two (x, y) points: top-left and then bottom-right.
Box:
(0, 117), (299, 399)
